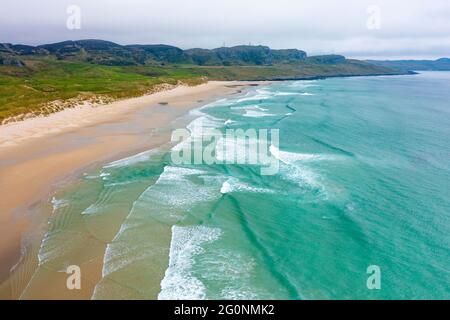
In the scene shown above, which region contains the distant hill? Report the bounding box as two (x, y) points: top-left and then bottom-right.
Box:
(186, 45), (307, 66)
(367, 58), (450, 71)
(1, 40), (308, 67)
(305, 54), (346, 64)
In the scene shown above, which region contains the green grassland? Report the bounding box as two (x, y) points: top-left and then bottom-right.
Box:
(0, 56), (400, 122)
(0, 57), (206, 121)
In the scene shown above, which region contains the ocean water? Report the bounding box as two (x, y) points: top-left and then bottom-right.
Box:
(27, 72), (450, 299)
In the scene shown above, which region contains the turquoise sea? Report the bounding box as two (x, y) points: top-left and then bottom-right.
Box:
(26, 72), (450, 299)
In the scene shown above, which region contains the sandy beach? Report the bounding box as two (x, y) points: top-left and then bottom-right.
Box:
(0, 81), (256, 299)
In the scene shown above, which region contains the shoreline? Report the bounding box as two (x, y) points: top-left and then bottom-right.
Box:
(0, 80), (262, 299)
(257, 70), (416, 82)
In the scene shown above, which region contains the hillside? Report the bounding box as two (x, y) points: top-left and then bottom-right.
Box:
(366, 58), (450, 71)
(1, 40), (308, 67)
(185, 46), (307, 66)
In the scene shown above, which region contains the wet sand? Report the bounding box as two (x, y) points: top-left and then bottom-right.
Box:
(0, 81), (254, 299)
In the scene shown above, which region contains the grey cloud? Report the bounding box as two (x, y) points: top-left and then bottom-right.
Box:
(1, 0), (449, 59)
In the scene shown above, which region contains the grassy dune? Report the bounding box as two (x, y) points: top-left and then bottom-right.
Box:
(0, 58), (206, 121)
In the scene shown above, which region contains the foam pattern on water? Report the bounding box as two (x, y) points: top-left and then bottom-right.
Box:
(158, 225), (222, 300)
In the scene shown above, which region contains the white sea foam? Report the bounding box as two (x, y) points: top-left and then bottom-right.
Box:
(101, 237), (135, 278)
(270, 145), (319, 163)
(103, 181), (134, 188)
(220, 180), (233, 194)
(243, 110), (276, 118)
(172, 114), (224, 152)
(96, 167), (224, 283)
(98, 167), (226, 283)
(37, 230), (84, 266)
(236, 92), (271, 103)
(221, 288), (259, 300)
(231, 104), (275, 117)
(270, 145), (341, 163)
(35, 198), (72, 265)
(99, 152), (224, 280)
(129, 165), (224, 217)
(274, 91), (300, 96)
(158, 225), (222, 300)
(81, 203), (99, 215)
(160, 166), (206, 180)
(83, 173), (101, 179)
(270, 145), (323, 191)
(282, 164), (320, 190)
(100, 172), (111, 180)
(98, 216), (168, 284)
(254, 89), (305, 97)
(153, 173), (218, 208)
(201, 98), (229, 109)
(256, 90), (315, 96)
(220, 178), (274, 194)
(193, 248), (263, 299)
(289, 80), (318, 88)
(188, 107), (206, 118)
(51, 197), (69, 211)
(189, 98), (229, 117)
(224, 119), (236, 125)
(186, 115), (224, 135)
(230, 104), (268, 111)
(103, 149), (158, 169)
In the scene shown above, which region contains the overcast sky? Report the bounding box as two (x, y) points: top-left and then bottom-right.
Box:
(2, 0), (449, 59)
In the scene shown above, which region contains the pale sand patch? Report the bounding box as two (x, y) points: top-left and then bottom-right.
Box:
(0, 81), (256, 299)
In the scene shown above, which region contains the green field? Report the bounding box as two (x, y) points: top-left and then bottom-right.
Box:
(0, 58), (206, 121)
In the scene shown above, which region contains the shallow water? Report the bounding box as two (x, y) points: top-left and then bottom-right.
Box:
(25, 72), (450, 299)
